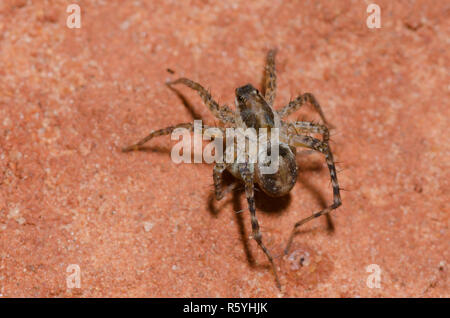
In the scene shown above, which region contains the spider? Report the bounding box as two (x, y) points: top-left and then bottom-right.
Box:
(122, 50), (342, 289)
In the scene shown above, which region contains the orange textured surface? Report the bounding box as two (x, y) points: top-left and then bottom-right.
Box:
(0, 0), (448, 297)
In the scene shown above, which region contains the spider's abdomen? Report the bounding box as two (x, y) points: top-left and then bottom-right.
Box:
(255, 143), (298, 197)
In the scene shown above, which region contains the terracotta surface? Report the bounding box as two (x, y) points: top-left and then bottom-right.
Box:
(0, 0), (448, 297)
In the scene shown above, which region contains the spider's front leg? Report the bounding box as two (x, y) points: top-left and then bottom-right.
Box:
(122, 123), (224, 152)
(239, 162), (281, 290)
(122, 123), (193, 152)
(277, 93), (334, 128)
(284, 121), (330, 144)
(263, 49), (277, 106)
(167, 78), (235, 124)
(213, 162), (239, 201)
(284, 134), (342, 254)
(213, 163), (227, 200)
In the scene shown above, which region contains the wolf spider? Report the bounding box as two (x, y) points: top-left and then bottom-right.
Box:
(122, 50), (342, 289)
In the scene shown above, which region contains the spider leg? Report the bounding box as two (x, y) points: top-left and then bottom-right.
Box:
(213, 162), (229, 200)
(238, 162), (281, 290)
(122, 122), (224, 152)
(284, 135), (342, 254)
(277, 93), (333, 128)
(167, 78), (235, 124)
(263, 49), (277, 106)
(284, 121), (330, 143)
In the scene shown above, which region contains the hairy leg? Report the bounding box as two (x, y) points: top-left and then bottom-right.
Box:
(213, 163), (229, 200)
(285, 135), (342, 254)
(239, 162), (281, 289)
(122, 122), (224, 152)
(277, 93), (333, 127)
(283, 121), (330, 143)
(167, 78), (235, 124)
(263, 49), (277, 107)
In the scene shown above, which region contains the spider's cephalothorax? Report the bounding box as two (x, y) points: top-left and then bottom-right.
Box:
(235, 84), (276, 129)
(122, 50), (342, 290)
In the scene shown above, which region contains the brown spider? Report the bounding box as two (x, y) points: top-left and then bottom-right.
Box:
(122, 50), (342, 289)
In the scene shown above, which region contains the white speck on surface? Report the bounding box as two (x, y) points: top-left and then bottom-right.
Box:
(16, 217), (26, 225)
(120, 20), (131, 30)
(8, 207), (20, 219)
(143, 221), (154, 232)
(7, 207), (26, 225)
